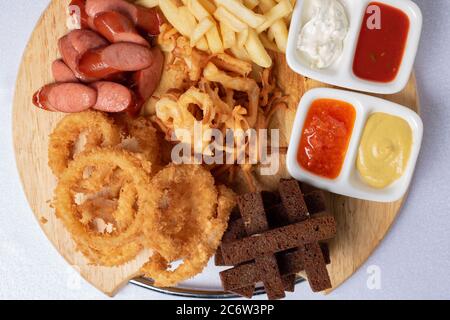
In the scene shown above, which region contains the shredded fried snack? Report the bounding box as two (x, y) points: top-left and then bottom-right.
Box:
(152, 30), (290, 192)
(156, 88), (215, 152)
(54, 148), (152, 266)
(141, 179), (236, 287)
(203, 62), (260, 127)
(48, 111), (121, 177)
(210, 53), (252, 77)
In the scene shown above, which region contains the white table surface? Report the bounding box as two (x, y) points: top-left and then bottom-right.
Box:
(1, 0), (449, 300)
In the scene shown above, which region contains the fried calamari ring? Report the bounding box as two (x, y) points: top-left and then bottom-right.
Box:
(143, 165), (218, 261)
(155, 88), (216, 153)
(48, 111), (121, 177)
(141, 185), (236, 287)
(54, 148), (152, 266)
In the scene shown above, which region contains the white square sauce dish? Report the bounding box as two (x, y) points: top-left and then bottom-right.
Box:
(286, 88), (423, 202)
(286, 0), (422, 94)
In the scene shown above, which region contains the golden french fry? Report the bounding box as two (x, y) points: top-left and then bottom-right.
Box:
(259, 32), (279, 52)
(270, 21), (288, 52)
(237, 28), (249, 48)
(220, 22), (236, 49)
(159, 0), (186, 34)
(178, 5), (197, 28)
(259, 0), (289, 52)
(267, 27), (275, 41)
(177, 6), (209, 50)
(206, 24), (224, 53)
(190, 17), (215, 47)
(186, 0), (211, 20)
(214, 7), (248, 32)
(135, 0), (159, 8)
(196, 37), (210, 51)
(244, 0), (260, 10)
(215, 0), (266, 28)
(244, 29), (272, 67)
(259, 0), (276, 14)
(230, 45), (251, 62)
(198, 0), (216, 14)
(256, 0), (293, 33)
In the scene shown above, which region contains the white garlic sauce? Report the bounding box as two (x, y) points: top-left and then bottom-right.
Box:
(297, 0), (349, 69)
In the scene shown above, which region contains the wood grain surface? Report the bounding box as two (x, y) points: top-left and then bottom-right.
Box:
(12, 0), (420, 296)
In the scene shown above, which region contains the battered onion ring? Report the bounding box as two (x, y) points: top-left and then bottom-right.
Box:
(156, 88), (215, 152)
(141, 185), (236, 287)
(48, 111), (121, 177)
(114, 115), (161, 171)
(54, 148), (152, 266)
(143, 165), (218, 261)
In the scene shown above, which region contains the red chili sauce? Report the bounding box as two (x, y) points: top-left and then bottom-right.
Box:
(353, 2), (410, 83)
(297, 99), (356, 179)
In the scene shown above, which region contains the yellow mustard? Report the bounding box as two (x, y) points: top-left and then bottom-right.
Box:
(357, 113), (413, 189)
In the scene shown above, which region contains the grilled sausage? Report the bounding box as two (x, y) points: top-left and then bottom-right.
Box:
(102, 42), (154, 70)
(78, 42), (154, 80)
(85, 0), (163, 35)
(58, 29), (108, 81)
(77, 47), (120, 79)
(52, 60), (79, 83)
(93, 11), (149, 46)
(90, 81), (134, 112)
(133, 46), (164, 102)
(33, 83), (97, 113)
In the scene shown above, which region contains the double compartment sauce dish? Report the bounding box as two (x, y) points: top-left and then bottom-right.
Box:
(286, 0), (422, 94)
(287, 88), (423, 202)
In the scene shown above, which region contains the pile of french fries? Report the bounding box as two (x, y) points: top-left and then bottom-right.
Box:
(135, 0), (296, 68)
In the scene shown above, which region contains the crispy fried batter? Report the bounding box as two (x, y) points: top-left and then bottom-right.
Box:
(48, 111), (121, 177)
(114, 115), (162, 172)
(54, 148), (152, 266)
(143, 165), (219, 260)
(141, 182), (236, 287)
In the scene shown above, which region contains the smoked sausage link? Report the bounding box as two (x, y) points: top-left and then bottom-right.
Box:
(33, 83), (97, 113)
(77, 47), (120, 79)
(133, 46), (164, 102)
(102, 43), (154, 71)
(85, 0), (162, 35)
(127, 46), (164, 116)
(52, 60), (79, 83)
(58, 29), (108, 82)
(93, 11), (149, 46)
(90, 81), (134, 112)
(135, 6), (164, 36)
(78, 43), (154, 79)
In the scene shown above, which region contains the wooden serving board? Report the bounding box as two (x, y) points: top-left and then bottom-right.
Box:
(12, 0), (420, 297)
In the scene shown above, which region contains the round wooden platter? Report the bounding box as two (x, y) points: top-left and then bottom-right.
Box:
(13, 0), (420, 297)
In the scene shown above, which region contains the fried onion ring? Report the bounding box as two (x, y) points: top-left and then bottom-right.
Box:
(143, 165), (218, 260)
(141, 184), (236, 287)
(54, 148), (152, 266)
(155, 88), (215, 152)
(48, 111), (121, 177)
(114, 115), (161, 172)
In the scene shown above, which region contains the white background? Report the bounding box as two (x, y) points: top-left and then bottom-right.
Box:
(0, 0), (449, 300)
